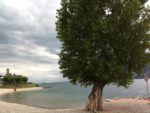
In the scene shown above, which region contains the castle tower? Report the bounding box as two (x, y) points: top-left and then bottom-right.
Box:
(6, 68), (10, 76)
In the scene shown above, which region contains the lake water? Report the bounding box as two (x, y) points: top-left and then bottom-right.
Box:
(0, 79), (149, 109)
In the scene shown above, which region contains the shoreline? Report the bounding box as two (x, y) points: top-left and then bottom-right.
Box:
(0, 87), (43, 96)
(0, 88), (149, 113)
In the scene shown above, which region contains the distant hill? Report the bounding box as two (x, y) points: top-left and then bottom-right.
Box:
(143, 65), (150, 74)
(134, 64), (150, 79)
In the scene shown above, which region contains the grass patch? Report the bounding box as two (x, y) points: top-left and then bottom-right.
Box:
(0, 83), (40, 89)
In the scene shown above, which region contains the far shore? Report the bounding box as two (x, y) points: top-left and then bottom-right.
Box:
(0, 87), (149, 113)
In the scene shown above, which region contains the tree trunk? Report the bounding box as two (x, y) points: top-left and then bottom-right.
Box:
(88, 84), (103, 112)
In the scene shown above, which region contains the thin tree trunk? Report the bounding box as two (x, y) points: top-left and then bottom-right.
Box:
(88, 84), (103, 112)
(97, 88), (103, 111)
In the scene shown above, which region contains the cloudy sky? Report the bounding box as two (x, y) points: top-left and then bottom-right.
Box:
(0, 0), (68, 83)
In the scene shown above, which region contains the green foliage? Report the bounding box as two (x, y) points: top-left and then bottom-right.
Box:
(2, 75), (28, 85)
(0, 83), (39, 89)
(2, 76), (14, 85)
(22, 76), (28, 83)
(56, 0), (150, 87)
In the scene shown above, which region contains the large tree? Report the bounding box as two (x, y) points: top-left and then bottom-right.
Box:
(56, 0), (150, 112)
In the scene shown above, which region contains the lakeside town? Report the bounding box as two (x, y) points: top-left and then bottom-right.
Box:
(0, 69), (39, 89)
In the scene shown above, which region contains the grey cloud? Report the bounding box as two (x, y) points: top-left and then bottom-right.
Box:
(0, 0), (60, 60)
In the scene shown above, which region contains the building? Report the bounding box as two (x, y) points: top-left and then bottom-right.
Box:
(6, 68), (12, 76)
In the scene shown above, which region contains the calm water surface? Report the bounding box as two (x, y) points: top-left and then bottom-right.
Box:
(0, 79), (149, 109)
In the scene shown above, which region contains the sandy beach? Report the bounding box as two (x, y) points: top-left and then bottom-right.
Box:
(0, 88), (149, 113)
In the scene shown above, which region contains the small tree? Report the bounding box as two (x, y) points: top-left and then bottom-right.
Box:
(22, 76), (28, 83)
(56, 0), (150, 111)
(14, 75), (23, 84)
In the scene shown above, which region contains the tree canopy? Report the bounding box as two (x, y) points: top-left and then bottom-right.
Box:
(56, 0), (150, 87)
(56, 0), (150, 111)
(2, 75), (28, 85)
